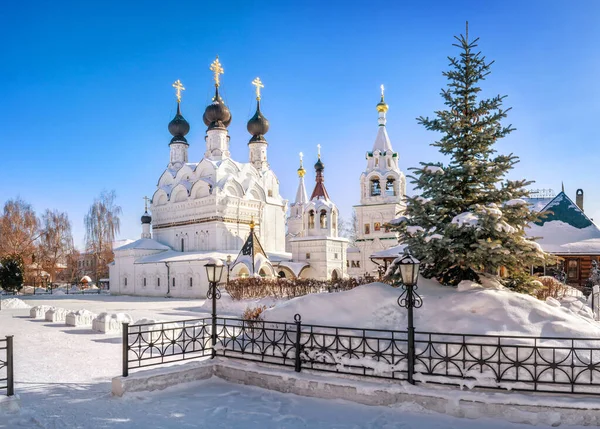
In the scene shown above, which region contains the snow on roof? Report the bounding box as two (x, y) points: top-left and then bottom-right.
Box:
(266, 251), (293, 262)
(371, 123), (393, 153)
(528, 221), (600, 255)
(523, 197), (554, 213)
(535, 192), (594, 229)
(135, 250), (230, 264)
(115, 238), (170, 252)
(273, 261), (310, 277)
(347, 247), (360, 253)
(370, 243), (406, 259)
(112, 239), (135, 250)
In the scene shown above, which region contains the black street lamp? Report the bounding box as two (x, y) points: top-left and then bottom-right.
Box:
(391, 252), (421, 385)
(205, 260), (224, 358)
(226, 255), (232, 287)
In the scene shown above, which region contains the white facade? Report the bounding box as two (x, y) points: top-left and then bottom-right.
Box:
(349, 93), (406, 277)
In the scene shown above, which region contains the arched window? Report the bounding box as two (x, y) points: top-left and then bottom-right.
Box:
(189, 277), (193, 287)
(181, 238), (185, 252)
(375, 158), (379, 167)
(308, 210), (315, 229)
(320, 210), (327, 229)
(278, 271), (286, 278)
(370, 178), (381, 196)
(385, 177), (395, 196)
(387, 158), (391, 168)
(172, 277), (176, 288)
(143, 278), (147, 287)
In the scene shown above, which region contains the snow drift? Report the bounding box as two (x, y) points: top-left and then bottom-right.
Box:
(0, 298), (30, 309)
(92, 312), (132, 333)
(264, 278), (600, 338)
(65, 310), (97, 327)
(30, 305), (55, 319)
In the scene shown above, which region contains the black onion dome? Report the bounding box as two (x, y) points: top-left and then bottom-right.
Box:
(168, 103), (190, 144)
(247, 100), (269, 143)
(141, 211), (152, 224)
(314, 158), (324, 171)
(203, 87), (232, 130)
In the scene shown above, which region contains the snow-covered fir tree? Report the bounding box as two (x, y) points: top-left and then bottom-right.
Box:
(394, 25), (545, 286)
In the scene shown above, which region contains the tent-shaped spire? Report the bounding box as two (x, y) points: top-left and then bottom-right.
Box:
(310, 145), (330, 201)
(372, 84), (394, 153)
(294, 152), (308, 206)
(233, 218), (268, 275)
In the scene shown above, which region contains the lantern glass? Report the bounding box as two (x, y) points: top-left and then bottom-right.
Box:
(205, 263), (224, 283)
(398, 253), (420, 287)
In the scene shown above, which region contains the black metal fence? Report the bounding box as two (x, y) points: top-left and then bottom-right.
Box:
(0, 336), (14, 396)
(122, 316), (600, 395)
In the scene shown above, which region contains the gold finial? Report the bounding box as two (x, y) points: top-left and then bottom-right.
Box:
(317, 144), (321, 159)
(250, 215), (255, 230)
(143, 196), (150, 212)
(209, 56), (224, 87)
(297, 152), (306, 178)
(172, 79), (185, 103)
(376, 84), (389, 113)
(251, 77), (264, 100)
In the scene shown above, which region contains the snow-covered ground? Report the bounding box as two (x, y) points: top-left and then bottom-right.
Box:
(1, 376), (591, 429)
(0, 284), (599, 428)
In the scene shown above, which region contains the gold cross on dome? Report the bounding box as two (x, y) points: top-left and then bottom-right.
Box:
(209, 56), (224, 87)
(299, 152), (303, 165)
(143, 196), (150, 212)
(317, 144), (321, 159)
(172, 80), (185, 103)
(251, 77), (264, 100)
(380, 84), (385, 100)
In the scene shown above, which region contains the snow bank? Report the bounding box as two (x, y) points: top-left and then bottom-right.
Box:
(198, 292), (280, 317)
(92, 312), (133, 333)
(65, 310), (97, 327)
(264, 278), (600, 337)
(130, 319), (183, 343)
(0, 298), (30, 309)
(30, 305), (55, 319)
(45, 307), (69, 322)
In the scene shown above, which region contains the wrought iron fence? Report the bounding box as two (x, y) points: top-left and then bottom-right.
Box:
(0, 336), (14, 396)
(122, 315), (600, 395)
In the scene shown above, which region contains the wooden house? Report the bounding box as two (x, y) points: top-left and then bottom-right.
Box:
(528, 190), (600, 286)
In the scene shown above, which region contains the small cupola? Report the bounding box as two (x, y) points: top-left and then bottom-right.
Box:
(202, 57), (232, 131)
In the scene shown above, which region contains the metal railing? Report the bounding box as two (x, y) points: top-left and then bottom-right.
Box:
(122, 315), (600, 395)
(0, 336), (14, 396)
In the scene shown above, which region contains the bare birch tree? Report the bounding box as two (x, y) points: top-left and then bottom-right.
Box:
(84, 190), (122, 283)
(39, 209), (74, 282)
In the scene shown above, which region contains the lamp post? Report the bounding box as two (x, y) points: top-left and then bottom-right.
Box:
(226, 255), (232, 287)
(205, 259), (224, 358)
(391, 252), (421, 385)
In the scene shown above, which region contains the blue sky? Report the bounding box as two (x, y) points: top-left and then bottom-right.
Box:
(1, 0), (599, 248)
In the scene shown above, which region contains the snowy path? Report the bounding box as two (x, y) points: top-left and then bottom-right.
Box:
(2, 377), (591, 429)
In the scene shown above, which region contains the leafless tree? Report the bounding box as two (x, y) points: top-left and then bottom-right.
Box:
(39, 209), (74, 282)
(84, 190), (122, 283)
(339, 210), (358, 246)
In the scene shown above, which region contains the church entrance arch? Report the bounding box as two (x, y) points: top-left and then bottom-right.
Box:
(331, 269), (340, 281)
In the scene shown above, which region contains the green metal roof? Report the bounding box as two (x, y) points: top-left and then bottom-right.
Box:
(536, 192), (593, 229)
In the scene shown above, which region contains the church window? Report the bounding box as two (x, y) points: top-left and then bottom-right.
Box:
(320, 210), (327, 229)
(370, 178), (381, 196)
(124, 277), (128, 287)
(385, 178), (395, 196)
(385, 226), (390, 233)
(364, 224), (370, 234)
(306, 253), (310, 259)
(356, 261), (360, 268)
(347, 260), (350, 267)
(172, 277), (176, 288)
(143, 278), (146, 287)
(375, 158), (379, 167)
(308, 210), (315, 229)
(181, 238), (185, 252)
(189, 277), (193, 287)
(374, 222), (381, 232)
(351, 261), (356, 268)
(157, 277), (161, 287)
(334, 253), (339, 259)
(387, 158), (391, 168)
(278, 271), (286, 278)
(268, 190), (273, 197)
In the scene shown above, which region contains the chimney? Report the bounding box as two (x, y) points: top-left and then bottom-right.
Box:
(576, 189), (584, 212)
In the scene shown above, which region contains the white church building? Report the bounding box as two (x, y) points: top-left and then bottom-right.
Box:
(109, 58), (405, 297)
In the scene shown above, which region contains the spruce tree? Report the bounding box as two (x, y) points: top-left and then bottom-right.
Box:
(395, 24), (545, 286)
(0, 255), (24, 292)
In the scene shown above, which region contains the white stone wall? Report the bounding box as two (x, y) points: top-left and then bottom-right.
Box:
(290, 236), (348, 280)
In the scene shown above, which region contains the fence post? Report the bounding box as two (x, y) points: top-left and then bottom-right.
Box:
(122, 322), (129, 377)
(294, 314), (302, 372)
(6, 336), (14, 396)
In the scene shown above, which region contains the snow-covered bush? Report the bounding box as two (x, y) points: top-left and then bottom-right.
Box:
(225, 277), (372, 300)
